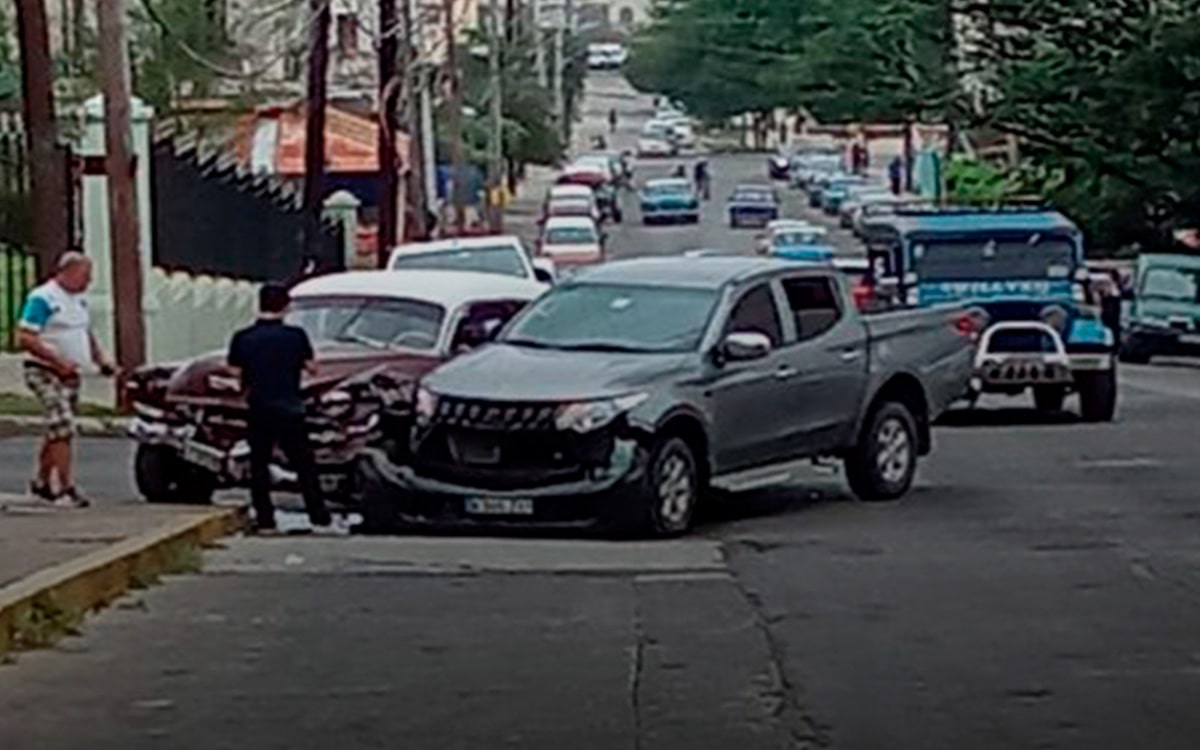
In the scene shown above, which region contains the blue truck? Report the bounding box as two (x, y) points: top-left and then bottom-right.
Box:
(859, 206), (1117, 421)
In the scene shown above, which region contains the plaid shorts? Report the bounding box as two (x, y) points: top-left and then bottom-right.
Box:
(24, 363), (80, 442)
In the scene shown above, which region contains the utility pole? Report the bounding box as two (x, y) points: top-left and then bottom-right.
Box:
(96, 0), (146, 374)
(552, 8), (564, 140)
(15, 0), (70, 276)
(377, 0), (400, 265)
(403, 0), (427, 240)
(302, 0), (331, 265)
(486, 0), (504, 232)
(442, 0), (466, 234)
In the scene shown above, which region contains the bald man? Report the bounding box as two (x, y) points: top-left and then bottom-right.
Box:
(18, 252), (115, 507)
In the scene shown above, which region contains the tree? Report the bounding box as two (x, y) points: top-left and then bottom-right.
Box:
(129, 0), (232, 111)
(963, 0), (1200, 251)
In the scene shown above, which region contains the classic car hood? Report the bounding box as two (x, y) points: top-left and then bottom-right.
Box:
(166, 341), (442, 403)
(1136, 297), (1200, 323)
(423, 344), (690, 402)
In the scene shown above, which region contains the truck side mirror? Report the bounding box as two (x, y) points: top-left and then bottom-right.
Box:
(719, 331), (773, 363)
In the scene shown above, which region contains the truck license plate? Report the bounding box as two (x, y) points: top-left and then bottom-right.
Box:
(182, 440), (224, 474)
(465, 497), (534, 516)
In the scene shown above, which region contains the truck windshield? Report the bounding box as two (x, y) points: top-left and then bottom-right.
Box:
(288, 296), (445, 351)
(391, 245), (528, 279)
(913, 236), (1076, 282)
(1141, 266), (1200, 303)
(502, 283), (717, 353)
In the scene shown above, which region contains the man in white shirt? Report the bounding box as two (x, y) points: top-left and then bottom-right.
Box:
(18, 252), (115, 507)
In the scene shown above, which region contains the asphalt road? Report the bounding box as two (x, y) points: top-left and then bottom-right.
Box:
(4, 73), (1200, 749)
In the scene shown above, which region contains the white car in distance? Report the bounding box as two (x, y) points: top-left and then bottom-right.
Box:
(389, 235), (555, 286)
(538, 216), (606, 270)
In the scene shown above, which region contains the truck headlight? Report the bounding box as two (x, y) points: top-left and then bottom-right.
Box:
(415, 386), (438, 424)
(555, 393), (649, 433)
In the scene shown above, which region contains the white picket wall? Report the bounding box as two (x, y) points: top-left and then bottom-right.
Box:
(144, 267), (259, 363)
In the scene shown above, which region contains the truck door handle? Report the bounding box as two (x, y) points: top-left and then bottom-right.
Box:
(839, 348), (863, 362)
(775, 365), (798, 380)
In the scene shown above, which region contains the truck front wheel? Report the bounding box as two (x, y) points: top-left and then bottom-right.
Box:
(844, 402), (918, 502)
(135, 444), (215, 505)
(1077, 370), (1117, 422)
(634, 436), (699, 538)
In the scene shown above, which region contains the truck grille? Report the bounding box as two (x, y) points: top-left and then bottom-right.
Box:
(416, 398), (615, 490)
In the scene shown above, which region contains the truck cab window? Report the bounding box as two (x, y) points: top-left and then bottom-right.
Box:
(781, 278), (842, 341)
(726, 284), (783, 346)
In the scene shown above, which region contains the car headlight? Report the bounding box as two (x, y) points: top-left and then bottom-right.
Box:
(415, 386), (438, 423)
(1041, 304), (1069, 332)
(319, 388), (354, 417)
(554, 393), (649, 433)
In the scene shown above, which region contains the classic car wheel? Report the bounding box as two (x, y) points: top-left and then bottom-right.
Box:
(135, 444), (215, 505)
(637, 436), (699, 538)
(1077, 370), (1117, 422)
(844, 402), (917, 502)
(1033, 385), (1066, 413)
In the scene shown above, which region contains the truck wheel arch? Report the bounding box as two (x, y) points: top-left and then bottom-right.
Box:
(649, 412), (712, 490)
(862, 374), (931, 455)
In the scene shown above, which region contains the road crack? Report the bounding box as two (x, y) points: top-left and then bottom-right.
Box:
(629, 579), (646, 750)
(726, 556), (832, 749)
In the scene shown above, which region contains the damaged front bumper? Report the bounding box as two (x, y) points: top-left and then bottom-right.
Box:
(129, 408), (381, 498)
(356, 437), (648, 532)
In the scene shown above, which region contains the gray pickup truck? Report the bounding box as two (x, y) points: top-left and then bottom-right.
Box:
(358, 257), (974, 536)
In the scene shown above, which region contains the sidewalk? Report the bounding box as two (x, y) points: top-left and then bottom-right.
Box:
(0, 497), (242, 655)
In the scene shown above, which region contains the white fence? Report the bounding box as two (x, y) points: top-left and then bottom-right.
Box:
(145, 268), (259, 363)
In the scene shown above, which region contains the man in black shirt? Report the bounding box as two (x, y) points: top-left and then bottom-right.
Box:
(228, 284), (338, 534)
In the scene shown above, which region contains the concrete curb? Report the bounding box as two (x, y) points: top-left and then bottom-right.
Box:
(0, 506), (245, 656)
(0, 415), (130, 439)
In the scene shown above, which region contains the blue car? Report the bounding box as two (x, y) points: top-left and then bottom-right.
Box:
(727, 184), (780, 229)
(768, 227), (836, 262)
(819, 174), (868, 215)
(640, 178), (700, 225)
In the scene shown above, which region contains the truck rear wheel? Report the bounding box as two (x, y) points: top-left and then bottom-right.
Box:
(1033, 385), (1066, 414)
(135, 444), (215, 505)
(844, 402), (918, 502)
(1077, 370), (1117, 422)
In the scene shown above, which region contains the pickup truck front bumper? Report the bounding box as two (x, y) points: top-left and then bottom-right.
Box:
(356, 438), (649, 532)
(971, 321), (1113, 393)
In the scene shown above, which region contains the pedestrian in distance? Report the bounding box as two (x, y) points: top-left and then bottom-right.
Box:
(18, 252), (116, 507)
(693, 159), (711, 200)
(608, 107), (618, 133)
(227, 283), (344, 536)
(889, 156), (904, 196)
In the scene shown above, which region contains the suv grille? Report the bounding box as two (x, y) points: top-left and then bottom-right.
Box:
(417, 398), (615, 491)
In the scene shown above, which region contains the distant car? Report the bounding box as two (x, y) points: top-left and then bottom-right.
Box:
(586, 42), (626, 69)
(390, 236), (555, 285)
(839, 188), (894, 228)
(538, 216), (606, 270)
(727, 184), (780, 229)
(790, 151), (844, 190)
(557, 164), (623, 223)
(767, 226), (836, 263)
(637, 136), (676, 158)
(546, 196), (602, 224)
(820, 175), (871, 215)
(640, 177), (700, 225)
(768, 151), (792, 180)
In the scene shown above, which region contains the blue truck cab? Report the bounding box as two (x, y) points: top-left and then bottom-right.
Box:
(860, 206), (1117, 421)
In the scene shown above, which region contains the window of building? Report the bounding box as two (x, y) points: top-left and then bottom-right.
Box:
(336, 13), (359, 57)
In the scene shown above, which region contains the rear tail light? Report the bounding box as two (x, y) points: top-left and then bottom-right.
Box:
(851, 282), (873, 311)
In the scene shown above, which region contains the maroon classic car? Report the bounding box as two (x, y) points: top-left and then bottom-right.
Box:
(126, 270), (546, 507)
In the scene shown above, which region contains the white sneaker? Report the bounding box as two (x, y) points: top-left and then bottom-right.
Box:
(310, 517), (351, 537)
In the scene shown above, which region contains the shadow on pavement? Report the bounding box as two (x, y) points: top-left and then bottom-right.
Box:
(936, 407), (1081, 428)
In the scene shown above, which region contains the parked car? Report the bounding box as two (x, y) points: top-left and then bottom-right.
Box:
(538, 216), (606, 270)
(637, 136), (676, 158)
(727, 184), (780, 229)
(357, 257), (975, 536)
(126, 270), (546, 508)
(1120, 253), (1200, 363)
(556, 164), (623, 223)
(792, 152), (844, 190)
(839, 187), (894, 229)
(817, 174), (871, 215)
(390, 236), (555, 285)
(640, 177), (700, 225)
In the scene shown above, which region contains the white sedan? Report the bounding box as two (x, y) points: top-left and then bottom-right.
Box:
(538, 216), (606, 270)
(637, 137), (676, 158)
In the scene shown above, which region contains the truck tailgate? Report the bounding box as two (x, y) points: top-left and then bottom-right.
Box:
(864, 305), (974, 417)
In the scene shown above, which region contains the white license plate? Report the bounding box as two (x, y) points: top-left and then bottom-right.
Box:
(464, 497), (535, 516)
(1179, 334), (1200, 345)
(182, 440), (224, 474)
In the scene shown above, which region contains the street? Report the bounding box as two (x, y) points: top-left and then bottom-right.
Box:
(4, 73), (1200, 749)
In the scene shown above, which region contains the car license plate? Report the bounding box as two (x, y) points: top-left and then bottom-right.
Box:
(182, 439), (224, 474)
(464, 497), (534, 516)
(1179, 334), (1200, 345)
